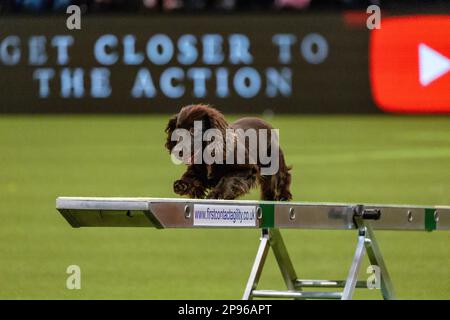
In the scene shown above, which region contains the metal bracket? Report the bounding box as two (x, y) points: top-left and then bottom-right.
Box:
(243, 206), (396, 300)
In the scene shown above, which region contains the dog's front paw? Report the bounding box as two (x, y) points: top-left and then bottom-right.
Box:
(206, 192), (218, 199)
(206, 190), (225, 199)
(189, 187), (206, 199)
(173, 180), (189, 195)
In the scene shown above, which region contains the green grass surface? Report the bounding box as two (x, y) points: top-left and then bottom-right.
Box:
(0, 115), (449, 299)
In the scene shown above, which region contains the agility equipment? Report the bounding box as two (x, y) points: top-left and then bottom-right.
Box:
(56, 197), (449, 300)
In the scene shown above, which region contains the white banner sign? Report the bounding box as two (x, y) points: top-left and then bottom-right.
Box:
(193, 204), (257, 227)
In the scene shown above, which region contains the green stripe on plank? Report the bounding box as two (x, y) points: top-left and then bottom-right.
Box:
(260, 203), (275, 228)
(425, 208), (437, 231)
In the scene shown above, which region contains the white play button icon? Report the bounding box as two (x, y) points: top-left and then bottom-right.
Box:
(419, 43), (450, 87)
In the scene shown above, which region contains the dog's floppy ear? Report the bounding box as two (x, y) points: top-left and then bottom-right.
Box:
(165, 114), (177, 152)
(206, 107), (228, 132)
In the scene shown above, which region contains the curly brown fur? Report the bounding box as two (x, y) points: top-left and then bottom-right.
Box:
(165, 104), (292, 201)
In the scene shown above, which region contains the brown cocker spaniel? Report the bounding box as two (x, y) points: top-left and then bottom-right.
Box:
(165, 104), (292, 201)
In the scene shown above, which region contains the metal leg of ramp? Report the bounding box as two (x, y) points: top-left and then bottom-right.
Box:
(243, 210), (396, 300)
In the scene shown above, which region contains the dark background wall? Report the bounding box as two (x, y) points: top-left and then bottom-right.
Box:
(0, 14), (375, 114)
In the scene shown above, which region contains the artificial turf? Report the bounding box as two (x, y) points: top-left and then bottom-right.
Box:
(0, 115), (449, 299)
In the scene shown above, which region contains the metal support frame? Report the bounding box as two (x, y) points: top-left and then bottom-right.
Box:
(242, 228), (299, 300)
(243, 210), (396, 300)
(55, 197), (448, 299)
(353, 215), (395, 300)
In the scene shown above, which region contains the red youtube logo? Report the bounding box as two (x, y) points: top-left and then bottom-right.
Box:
(370, 15), (450, 113)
